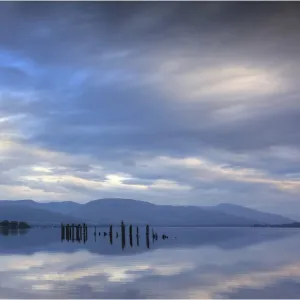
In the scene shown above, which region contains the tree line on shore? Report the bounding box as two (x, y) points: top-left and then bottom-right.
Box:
(0, 220), (31, 229)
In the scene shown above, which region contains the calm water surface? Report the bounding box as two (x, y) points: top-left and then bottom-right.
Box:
(1, 227), (300, 298)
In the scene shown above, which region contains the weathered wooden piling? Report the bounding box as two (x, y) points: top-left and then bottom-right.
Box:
(146, 224), (149, 237)
(121, 220), (126, 250)
(109, 225), (113, 245)
(129, 224), (133, 247)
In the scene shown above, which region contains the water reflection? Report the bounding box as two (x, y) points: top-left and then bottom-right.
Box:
(1, 227), (300, 298)
(0, 228), (29, 236)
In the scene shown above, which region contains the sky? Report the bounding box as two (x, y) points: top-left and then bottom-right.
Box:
(0, 2), (300, 217)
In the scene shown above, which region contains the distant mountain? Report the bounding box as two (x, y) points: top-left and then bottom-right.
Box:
(0, 203), (83, 224)
(0, 200), (81, 215)
(208, 203), (294, 225)
(0, 198), (295, 226)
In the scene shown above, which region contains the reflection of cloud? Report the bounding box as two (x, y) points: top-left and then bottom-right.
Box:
(191, 263), (300, 299)
(1, 231), (300, 298)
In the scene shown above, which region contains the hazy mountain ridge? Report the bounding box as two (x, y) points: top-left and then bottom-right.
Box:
(0, 198), (295, 226)
(0, 203), (83, 224)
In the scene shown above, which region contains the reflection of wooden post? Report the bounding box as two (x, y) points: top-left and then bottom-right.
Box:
(71, 224), (75, 242)
(136, 226), (139, 246)
(67, 224), (70, 241)
(83, 223), (87, 243)
(110, 226), (113, 245)
(61, 223), (65, 241)
(146, 231), (150, 249)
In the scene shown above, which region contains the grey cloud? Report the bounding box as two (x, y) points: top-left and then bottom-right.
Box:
(0, 2), (300, 211)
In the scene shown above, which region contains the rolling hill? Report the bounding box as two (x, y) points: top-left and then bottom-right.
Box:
(0, 198), (295, 226)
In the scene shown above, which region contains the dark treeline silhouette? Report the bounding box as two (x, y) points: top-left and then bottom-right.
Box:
(253, 222), (300, 228)
(60, 221), (168, 250)
(0, 220), (30, 229)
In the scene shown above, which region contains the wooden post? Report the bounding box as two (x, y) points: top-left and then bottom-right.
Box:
(121, 220), (125, 250)
(109, 225), (113, 245)
(129, 224), (133, 247)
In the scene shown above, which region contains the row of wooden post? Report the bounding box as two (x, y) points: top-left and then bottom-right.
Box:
(61, 221), (166, 248)
(61, 223), (88, 243)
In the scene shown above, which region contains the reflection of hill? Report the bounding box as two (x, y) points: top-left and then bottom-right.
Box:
(0, 227), (299, 256)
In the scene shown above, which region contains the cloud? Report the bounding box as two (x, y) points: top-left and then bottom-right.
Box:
(0, 2), (299, 215)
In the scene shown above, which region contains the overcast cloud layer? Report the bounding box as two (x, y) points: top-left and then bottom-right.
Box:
(0, 2), (300, 217)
